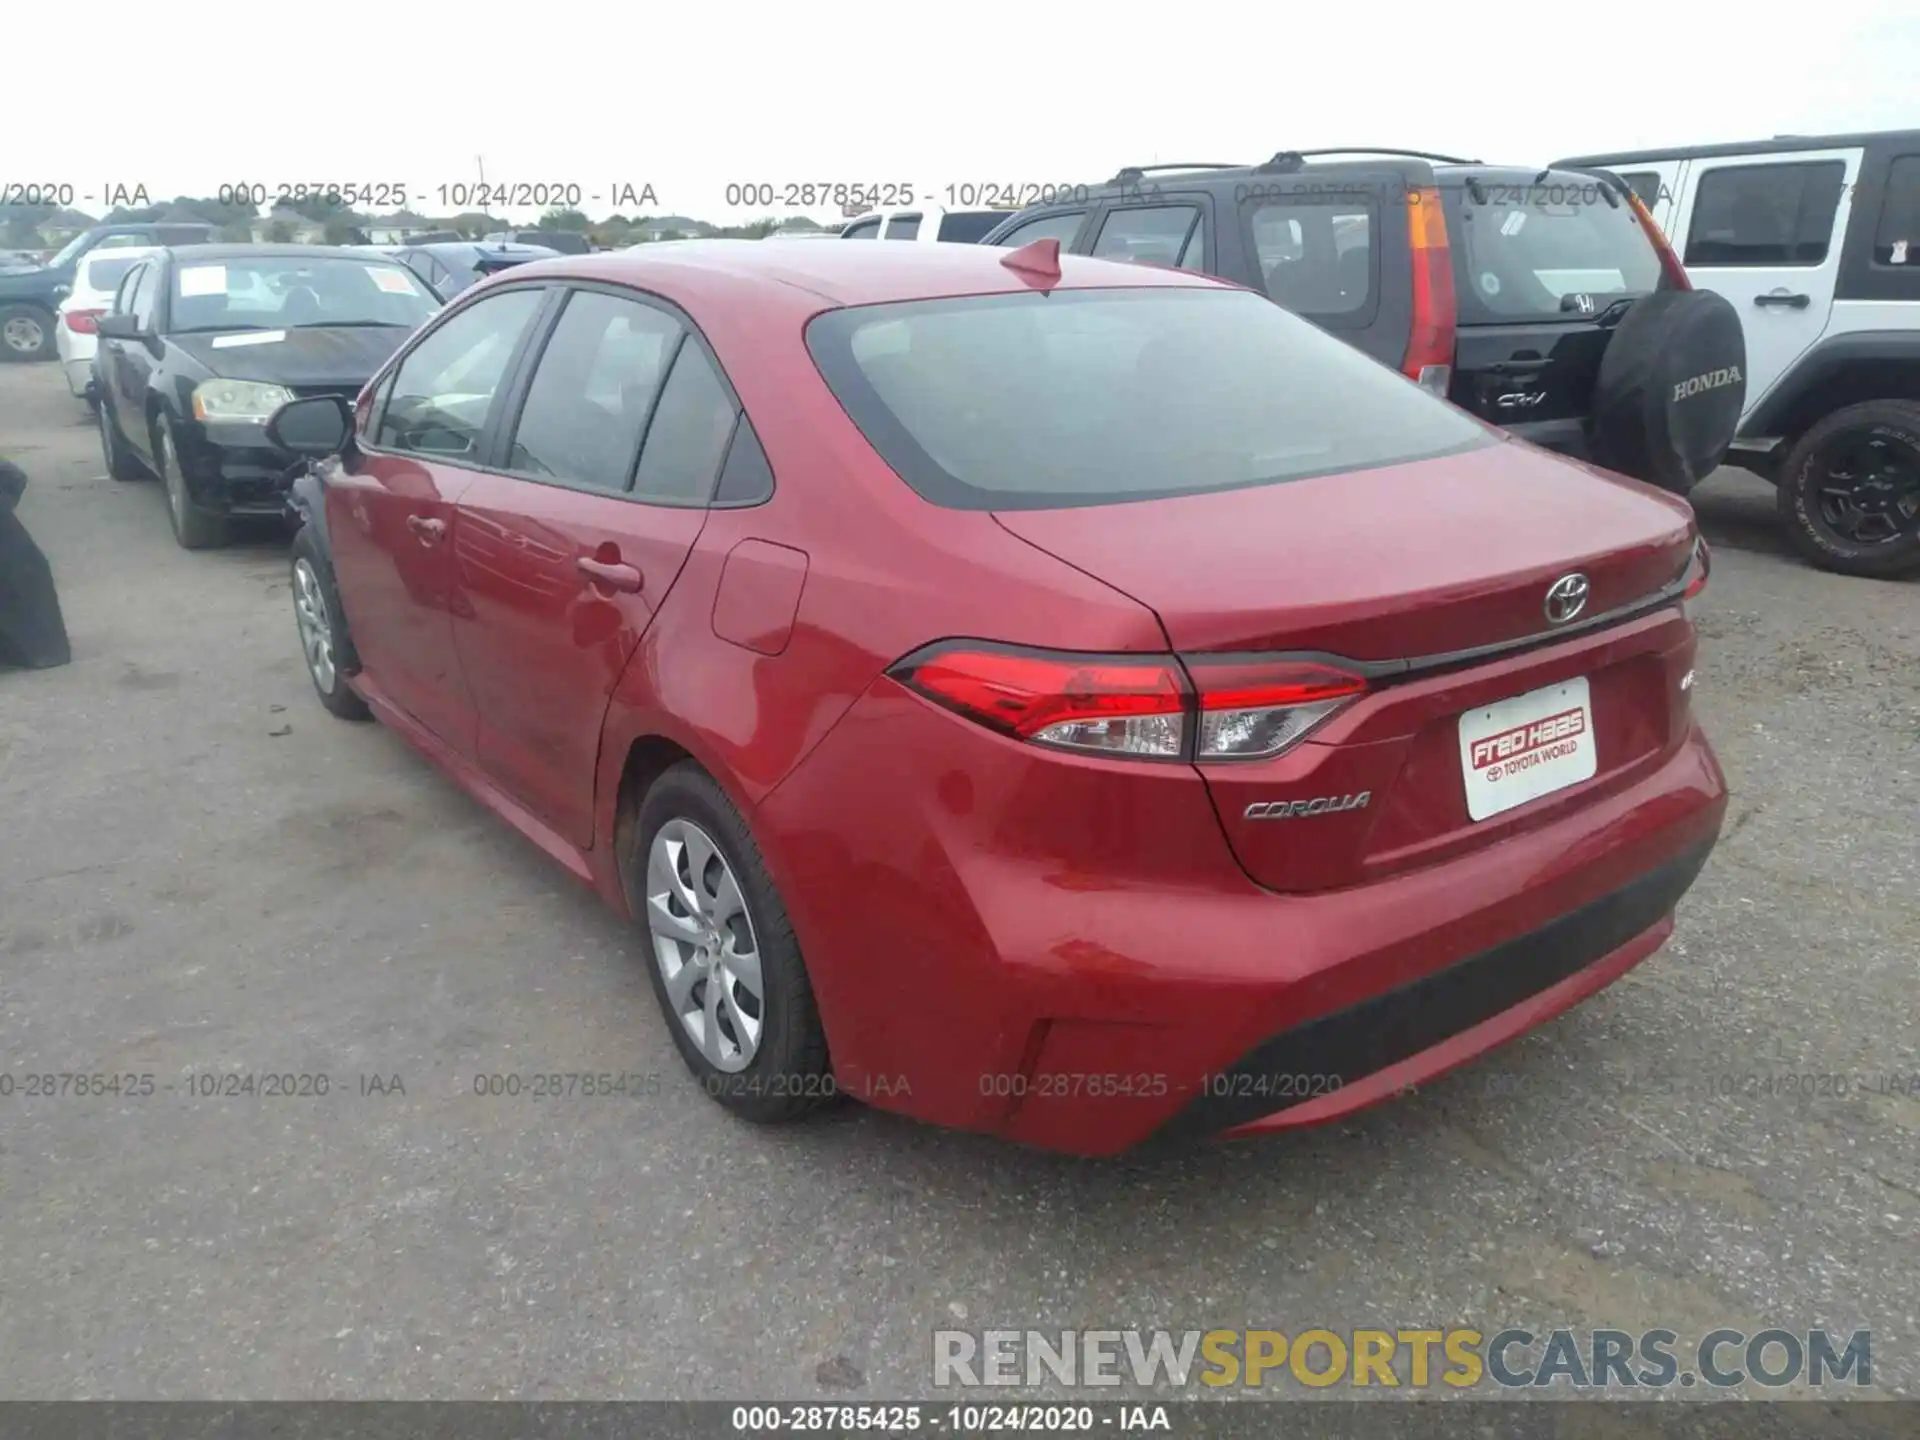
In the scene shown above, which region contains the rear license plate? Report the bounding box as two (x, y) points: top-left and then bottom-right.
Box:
(1458, 677), (1596, 821)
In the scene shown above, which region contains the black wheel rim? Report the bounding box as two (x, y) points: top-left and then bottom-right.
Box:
(1812, 428), (1920, 547)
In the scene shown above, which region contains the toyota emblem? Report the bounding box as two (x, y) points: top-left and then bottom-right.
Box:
(1544, 573), (1590, 625)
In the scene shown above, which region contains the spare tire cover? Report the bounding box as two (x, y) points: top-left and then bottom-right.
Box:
(1587, 289), (1747, 494)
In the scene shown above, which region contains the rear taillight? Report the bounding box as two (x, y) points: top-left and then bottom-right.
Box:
(1403, 187), (1456, 397)
(1186, 658), (1369, 760)
(889, 645), (1368, 762)
(1682, 535), (1711, 606)
(1626, 190), (1691, 292)
(64, 308), (104, 334)
(893, 646), (1187, 757)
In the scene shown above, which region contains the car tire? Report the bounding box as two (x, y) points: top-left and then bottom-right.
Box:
(152, 413), (229, 550)
(290, 525), (371, 721)
(98, 396), (146, 482)
(1775, 400), (1920, 579)
(0, 304), (57, 363)
(628, 761), (835, 1124)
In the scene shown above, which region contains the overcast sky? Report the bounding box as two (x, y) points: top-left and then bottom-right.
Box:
(9, 0), (1918, 224)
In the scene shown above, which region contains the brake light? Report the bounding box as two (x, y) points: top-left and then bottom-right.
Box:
(889, 645), (1369, 762)
(893, 646), (1188, 758)
(1682, 535), (1711, 601)
(1187, 658), (1369, 759)
(1626, 190), (1691, 292)
(1403, 187), (1456, 397)
(64, 308), (104, 334)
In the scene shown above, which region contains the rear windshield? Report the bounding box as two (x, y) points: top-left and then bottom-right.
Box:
(806, 287), (1492, 511)
(1446, 180), (1663, 325)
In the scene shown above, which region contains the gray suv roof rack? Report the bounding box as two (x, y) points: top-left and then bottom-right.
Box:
(1258, 148), (1481, 172)
(1107, 163), (1250, 183)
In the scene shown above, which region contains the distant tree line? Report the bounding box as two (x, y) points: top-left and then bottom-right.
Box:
(2, 194), (830, 250)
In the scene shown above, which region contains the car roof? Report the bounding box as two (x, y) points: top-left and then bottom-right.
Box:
(511, 237), (1233, 309)
(1559, 129), (1920, 167)
(161, 243), (413, 263)
(417, 241), (557, 258)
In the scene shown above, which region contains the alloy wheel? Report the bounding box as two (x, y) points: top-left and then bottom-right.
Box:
(645, 818), (765, 1072)
(292, 558), (337, 692)
(1815, 429), (1920, 546)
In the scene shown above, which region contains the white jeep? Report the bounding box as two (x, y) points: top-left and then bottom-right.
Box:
(1559, 129), (1920, 578)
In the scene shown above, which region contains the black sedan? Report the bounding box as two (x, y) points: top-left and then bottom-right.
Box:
(391, 240), (558, 301)
(92, 244), (439, 549)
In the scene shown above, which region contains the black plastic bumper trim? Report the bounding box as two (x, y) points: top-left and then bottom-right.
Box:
(1151, 835), (1716, 1145)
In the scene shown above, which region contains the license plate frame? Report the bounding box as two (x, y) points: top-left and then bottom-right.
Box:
(1458, 677), (1597, 821)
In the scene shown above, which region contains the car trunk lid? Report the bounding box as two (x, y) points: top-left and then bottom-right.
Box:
(994, 442), (1699, 893)
(992, 439), (1694, 663)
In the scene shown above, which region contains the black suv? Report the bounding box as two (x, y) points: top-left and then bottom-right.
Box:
(979, 151), (1749, 496)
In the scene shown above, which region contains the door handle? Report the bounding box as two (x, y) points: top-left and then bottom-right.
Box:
(406, 514), (447, 543)
(576, 556), (644, 593)
(1753, 292), (1810, 309)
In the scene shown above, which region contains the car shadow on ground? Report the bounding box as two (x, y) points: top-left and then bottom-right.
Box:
(1687, 466), (1793, 559)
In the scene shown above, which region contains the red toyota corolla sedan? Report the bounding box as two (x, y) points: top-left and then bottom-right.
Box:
(267, 237), (1725, 1157)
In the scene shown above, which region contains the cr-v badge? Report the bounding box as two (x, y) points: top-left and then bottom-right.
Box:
(1245, 792), (1371, 820)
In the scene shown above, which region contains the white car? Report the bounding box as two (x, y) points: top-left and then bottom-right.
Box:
(56, 246), (158, 400)
(838, 205), (1013, 243)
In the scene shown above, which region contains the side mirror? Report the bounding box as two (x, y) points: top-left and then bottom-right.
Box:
(95, 313), (142, 340)
(266, 395), (352, 456)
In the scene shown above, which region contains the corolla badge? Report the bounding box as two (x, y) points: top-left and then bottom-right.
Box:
(1245, 792), (1371, 820)
(1544, 572), (1590, 625)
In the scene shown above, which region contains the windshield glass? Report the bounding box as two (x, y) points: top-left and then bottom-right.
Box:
(806, 286), (1492, 511)
(168, 256), (438, 333)
(47, 232), (94, 268)
(1447, 180), (1663, 324)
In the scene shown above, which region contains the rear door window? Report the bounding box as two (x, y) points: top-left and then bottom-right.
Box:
(1871, 154), (1920, 266)
(1683, 161), (1846, 267)
(993, 211), (1089, 249)
(1249, 201), (1372, 316)
(1449, 184), (1663, 323)
(935, 211), (1010, 243)
(632, 343), (739, 505)
(805, 287), (1490, 511)
(1091, 206), (1204, 271)
(83, 254), (143, 296)
(504, 290), (682, 492)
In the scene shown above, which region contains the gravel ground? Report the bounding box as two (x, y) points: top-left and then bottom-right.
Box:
(1, 358), (1915, 1405)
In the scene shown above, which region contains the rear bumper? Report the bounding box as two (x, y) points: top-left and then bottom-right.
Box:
(755, 678), (1727, 1157)
(1162, 836), (1710, 1144)
(62, 358), (95, 398)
